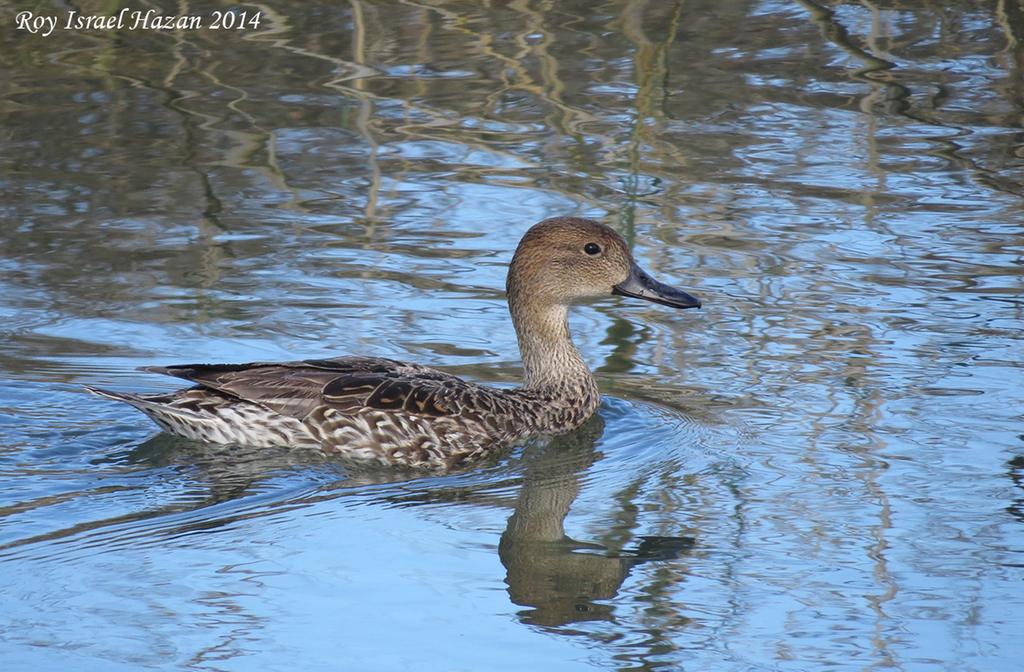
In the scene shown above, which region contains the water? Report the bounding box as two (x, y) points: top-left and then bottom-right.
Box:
(2, 0), (1023, 669)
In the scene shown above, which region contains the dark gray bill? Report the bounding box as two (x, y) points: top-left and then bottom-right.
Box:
(613, 262), (701, 309)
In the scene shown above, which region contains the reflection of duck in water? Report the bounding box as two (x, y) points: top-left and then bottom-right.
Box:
(500, 416), (695, 627)
(89, 217), (700, 469)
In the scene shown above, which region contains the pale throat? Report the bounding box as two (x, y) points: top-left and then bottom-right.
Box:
(510, 300), (595, 392)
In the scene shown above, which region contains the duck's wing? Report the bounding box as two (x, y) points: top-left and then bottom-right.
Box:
(141, 356), (477, 420)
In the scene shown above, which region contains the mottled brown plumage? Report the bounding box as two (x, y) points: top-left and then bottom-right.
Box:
(87, 217), (700, 469)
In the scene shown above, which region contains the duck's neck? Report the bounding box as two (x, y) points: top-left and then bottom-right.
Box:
(509, 297), (596, 397)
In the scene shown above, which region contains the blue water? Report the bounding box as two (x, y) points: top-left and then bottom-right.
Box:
(2, 1), (1023, 670)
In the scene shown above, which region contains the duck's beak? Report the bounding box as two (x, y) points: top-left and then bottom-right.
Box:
(613, 262), (701, 309)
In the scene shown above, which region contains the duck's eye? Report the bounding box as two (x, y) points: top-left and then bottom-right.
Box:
(584, 242), (602, 256)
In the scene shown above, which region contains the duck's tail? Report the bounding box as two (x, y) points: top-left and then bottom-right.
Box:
(84, 385), (207, 423)
(84, 385), (144, 404)
(84, 385), (318, 448)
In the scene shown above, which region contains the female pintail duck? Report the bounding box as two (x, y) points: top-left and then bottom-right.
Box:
(88, 217), (700, 469)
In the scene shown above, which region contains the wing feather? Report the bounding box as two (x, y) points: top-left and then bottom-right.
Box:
(141, 356), (477, 420)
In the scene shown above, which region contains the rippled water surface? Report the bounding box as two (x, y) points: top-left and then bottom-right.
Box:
(2, 1), (1023, 670)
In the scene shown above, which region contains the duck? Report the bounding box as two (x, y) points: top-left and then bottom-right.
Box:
(87, 217), (701, 470)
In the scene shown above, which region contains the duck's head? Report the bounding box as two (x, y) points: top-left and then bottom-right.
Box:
(507, 217), (701, 310)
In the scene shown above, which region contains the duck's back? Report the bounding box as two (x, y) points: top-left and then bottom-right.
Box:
(88, 356), (540, 469)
